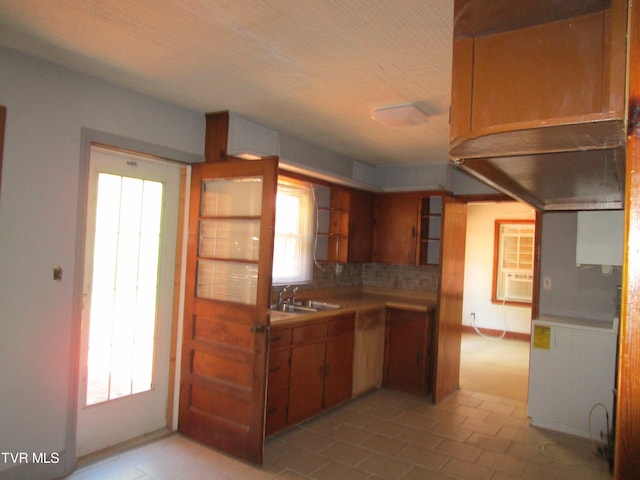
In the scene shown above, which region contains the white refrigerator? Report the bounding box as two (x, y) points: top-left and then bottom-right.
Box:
(528, 316), (618, 439)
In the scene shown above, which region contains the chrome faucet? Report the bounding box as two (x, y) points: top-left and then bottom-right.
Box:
(278, 285), (291, 309)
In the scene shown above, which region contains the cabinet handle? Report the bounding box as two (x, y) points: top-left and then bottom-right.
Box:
(267, 407), (278, 414)
(271, 335), (282, 342)
(411, 227), (416, 238)
(269, 365), (281, 373)
(319, 366), (325, 379)
(325, 363), (331, 377)
(416, 352), (421, 364)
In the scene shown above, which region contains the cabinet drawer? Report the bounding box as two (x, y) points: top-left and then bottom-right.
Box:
(292, 321), (327, 344)
(268, 349), (290, 393)
(328, 314), (355, 337)
(388, 309), (425, 330)
(269, 327), (291, 351)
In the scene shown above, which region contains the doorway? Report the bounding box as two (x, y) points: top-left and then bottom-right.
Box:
(459, 201), (535, 402)
(76, 145), (181, 457)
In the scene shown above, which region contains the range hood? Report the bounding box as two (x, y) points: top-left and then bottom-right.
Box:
(449, 0), (628, 211)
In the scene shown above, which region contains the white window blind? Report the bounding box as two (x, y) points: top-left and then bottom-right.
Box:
(272, 178), (314, 285)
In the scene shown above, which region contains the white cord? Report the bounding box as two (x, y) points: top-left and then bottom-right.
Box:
(472, 300), (507, 340)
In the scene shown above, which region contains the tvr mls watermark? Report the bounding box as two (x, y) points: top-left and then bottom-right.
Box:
(1, 452), (60, 464)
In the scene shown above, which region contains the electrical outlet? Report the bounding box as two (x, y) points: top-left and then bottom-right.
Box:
(543, 276), (552, 291)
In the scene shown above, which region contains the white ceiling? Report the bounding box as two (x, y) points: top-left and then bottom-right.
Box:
(0, 0), (454, 167)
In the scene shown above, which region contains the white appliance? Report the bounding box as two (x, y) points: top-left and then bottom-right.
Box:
(528, 316), (618, 439)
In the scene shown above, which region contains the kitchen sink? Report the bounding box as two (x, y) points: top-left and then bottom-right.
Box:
(270, 300), (342, 314)
(301, 300), (342, 311)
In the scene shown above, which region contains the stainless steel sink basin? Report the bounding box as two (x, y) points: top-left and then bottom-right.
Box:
(270, 301), (342, 314)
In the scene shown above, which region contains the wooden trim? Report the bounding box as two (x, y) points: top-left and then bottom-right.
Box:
(615, 0), (640, 477)
(0, 105), (5, 201)
(166, 166), (188, 428)
(461, 325), (530, 342)
(204, 111), (229, 162)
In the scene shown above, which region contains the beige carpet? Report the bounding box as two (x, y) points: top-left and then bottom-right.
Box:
(459, 331), (530, 402)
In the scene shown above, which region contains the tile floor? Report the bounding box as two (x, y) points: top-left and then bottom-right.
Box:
(65, 388), (612, 480)
(459, 332), (530, 403)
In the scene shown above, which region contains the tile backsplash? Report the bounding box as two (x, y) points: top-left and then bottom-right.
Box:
(283, 263), (439, 294)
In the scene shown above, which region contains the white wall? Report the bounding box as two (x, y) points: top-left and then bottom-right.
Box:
(0, 47), (205, 479)
(462, 201), (536, 334)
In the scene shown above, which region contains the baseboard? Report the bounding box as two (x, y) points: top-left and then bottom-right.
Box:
(462, 325), (531, 342)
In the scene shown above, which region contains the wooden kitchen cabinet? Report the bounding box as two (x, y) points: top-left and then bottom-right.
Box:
(316, 186), (375, 263)
(265, 326), (291, 436)
(449, 0), (627, 210)
(267, 313), (355, 434)
(374, 193), (419, 265)
(374, 192), (443, 266)
(352, 308), (386, 397)
(324, 316), (355, 408)
(328, 187), (350, 263)
(383, 308), (432, 395)
(348, 189), (375, 262)
(288, 338), (326, 425)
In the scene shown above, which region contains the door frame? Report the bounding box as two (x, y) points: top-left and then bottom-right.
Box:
(433, 193), (542, 403)
(68, 129), (200, 464)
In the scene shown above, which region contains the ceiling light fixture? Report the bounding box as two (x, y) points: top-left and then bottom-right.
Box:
(371, 103), (429, 128)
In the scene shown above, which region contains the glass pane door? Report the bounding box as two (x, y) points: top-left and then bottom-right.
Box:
(196, 177), (262, 305)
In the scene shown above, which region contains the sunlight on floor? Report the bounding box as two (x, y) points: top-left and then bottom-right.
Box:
(459, 331), (530, 402)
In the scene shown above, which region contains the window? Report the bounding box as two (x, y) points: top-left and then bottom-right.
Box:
(272, 177), (314, 285)
(492, 220), (535, 304)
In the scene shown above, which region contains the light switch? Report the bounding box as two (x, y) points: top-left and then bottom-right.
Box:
(53, 265), (63, 281)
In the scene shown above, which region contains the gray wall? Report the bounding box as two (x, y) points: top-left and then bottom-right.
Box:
(539, 212), (621, 321)
(0, 46), (205, 479)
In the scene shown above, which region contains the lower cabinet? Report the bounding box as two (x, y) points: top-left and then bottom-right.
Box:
(352, 308), (386, 397)
(383, 308), (432, 395)
(266, 313), (355, 435)
(265, 327), (291, 436)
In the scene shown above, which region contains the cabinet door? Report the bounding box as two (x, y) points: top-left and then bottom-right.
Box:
(288, 341), (326, 425)
(375, 194), (419, 264)
(384, 309), (430, 395)
(385, 327), (426, 394)
(349, 190), (375, 262)
(324, 316), (355, 408)
(353, 309), (385, 397)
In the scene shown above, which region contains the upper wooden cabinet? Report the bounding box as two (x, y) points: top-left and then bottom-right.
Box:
(449, 0), (628, 210)
(374, 193), (420, 265)
(374, 192), (443, 266)
(317, 186), (375, 264)
(348, 189), (375, 263)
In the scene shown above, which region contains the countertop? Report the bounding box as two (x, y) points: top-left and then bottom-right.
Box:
(269, 287), (437, 326)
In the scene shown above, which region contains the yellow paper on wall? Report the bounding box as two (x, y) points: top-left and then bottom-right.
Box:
(533, 325), (551, 349)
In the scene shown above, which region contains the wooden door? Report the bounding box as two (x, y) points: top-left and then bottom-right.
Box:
(433, 197), (467, 403)
(375, 194), (419, 264)
(324, 315), (355, 408)
(178, 157), (277, 464)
